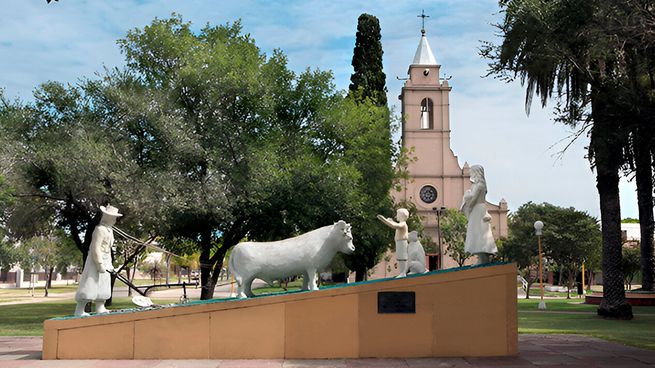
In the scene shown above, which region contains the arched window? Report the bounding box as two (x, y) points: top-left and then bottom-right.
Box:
(420, 98), (434, 130)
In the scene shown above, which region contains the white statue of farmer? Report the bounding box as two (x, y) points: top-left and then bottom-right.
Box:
(377, 208), (410, 277)
(461, 165), (497, 264)
(74, 205), (122, 317)
(407, 231), (428, 274)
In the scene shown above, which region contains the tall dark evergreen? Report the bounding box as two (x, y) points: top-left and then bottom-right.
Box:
(349, 13), (387, 107)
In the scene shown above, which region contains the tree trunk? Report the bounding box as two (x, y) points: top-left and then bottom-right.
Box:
(566, 268), (575, 299)
(199, 234), (213, 300)
(586, 269), (594, 291)
(525, 279), (533, 299)
(596, 167), (632, 318)
(47, 267), (53, 289)
(165, 255), (171, 285)
(636, 134), (655, 291)
(199, 229), (229, 300)
(592, 114), (633, 319)
(355, 268), (367, 282)
(44, 267), (53, 297)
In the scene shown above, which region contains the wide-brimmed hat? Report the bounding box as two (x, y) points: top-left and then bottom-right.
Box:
(100, 205), (123, 217)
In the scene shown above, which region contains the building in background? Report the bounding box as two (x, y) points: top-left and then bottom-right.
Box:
(390, 26), (509, 270)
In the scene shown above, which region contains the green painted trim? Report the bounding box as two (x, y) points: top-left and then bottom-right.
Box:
(51, 262), (510, 320)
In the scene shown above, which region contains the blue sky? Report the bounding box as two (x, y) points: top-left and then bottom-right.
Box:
(0, 0), (641, 219)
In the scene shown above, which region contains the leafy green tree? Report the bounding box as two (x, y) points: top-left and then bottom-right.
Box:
(440, 208), (470, 267)
(115, 15), (391, 297)
(482, 0), (637, 319)
(17, 231), (78, 296)
(544, 206), (601, 299)
(499, 202), (546, 298)
(622, 244), (641, 290)
(0, 240), (19, 281)
(500, 202), (601, 299)
(1, 14), (397, 299)
(349, 13), (387, 107)
(320, 97), (395, 281)
(0, 80), (159, 264)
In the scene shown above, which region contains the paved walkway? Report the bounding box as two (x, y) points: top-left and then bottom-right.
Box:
(1, 334), (654, 367)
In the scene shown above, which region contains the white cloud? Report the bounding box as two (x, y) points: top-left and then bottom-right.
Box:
(0, 0), (640, 218)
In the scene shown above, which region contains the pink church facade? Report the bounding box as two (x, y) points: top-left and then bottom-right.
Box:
(372, 29), (509, 277)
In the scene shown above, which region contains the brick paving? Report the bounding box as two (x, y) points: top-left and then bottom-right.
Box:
(0, 334), (654, 367)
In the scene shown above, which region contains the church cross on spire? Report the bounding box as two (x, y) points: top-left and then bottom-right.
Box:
(417, 9), (430, 35)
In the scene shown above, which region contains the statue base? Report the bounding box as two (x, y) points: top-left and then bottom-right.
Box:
(43, 262), (518, 360)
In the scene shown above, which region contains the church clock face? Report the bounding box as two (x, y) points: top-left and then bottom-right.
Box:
(419, 185), (438, 204)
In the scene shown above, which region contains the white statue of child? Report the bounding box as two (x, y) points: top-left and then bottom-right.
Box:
(74, 205), (122, 317)
(407, 231), (427, 274)
(377, 208), (410, 277)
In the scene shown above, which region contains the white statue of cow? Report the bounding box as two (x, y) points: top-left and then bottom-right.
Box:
(229, 220), (355, 298)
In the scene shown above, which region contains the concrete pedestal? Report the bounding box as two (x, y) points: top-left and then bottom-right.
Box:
(43, 263), (518, 360)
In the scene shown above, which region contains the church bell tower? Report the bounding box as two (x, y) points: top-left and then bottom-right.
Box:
(392, 21), (508, 269)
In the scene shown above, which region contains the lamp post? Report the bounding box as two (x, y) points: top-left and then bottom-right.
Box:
(534, 220), (546, 310)
(581, 260), (586, 296)
(434, 206), (446, 270)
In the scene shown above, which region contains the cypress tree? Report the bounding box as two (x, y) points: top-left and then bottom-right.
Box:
(349, 13), (387, 107)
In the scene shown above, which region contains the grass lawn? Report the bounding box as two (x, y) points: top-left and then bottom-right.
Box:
(252, 279), (304, 295)
(518, 299), (655, 350)
(527, 288), (577, 298)
(114, 277), (196, 287)
(0, 285), (78, 298)
(0, 285), (79, 303)
(0, 298), (172, 336)
(251, 279), (338, 295)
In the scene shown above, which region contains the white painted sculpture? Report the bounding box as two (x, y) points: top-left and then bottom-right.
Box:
(229, 220), (355, 298)
(407, 231), (427, 274)
(460, 165), (497, 264)
(74, 205), (122, 317)
(377, 209), (409, 277)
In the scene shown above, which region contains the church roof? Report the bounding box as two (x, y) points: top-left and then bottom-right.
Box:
(412, 32), (437, 65)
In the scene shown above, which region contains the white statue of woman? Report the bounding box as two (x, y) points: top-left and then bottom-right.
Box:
(377, 208), (410, 277)
(74, 205), (122, 317)
(460, 165), (497, 264)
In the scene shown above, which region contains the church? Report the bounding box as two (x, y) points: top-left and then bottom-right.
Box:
(380, 24), (509, 275)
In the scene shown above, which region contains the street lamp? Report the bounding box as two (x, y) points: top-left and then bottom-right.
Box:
(434, 206), (446, 270)
(534, 220), (546, 310)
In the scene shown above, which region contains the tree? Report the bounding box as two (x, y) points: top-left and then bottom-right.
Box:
(0, 240), (19, 281)
(499, 203), (547, 299)
(349, 13), (388, 107)
(321, 97), (395, 281)
(544, 206), (601, 299)
(601, 1), (655, 292)
(500, 202), (601, 299)
(0, 169), (17, 279)
(482, 0), (636, 319)
(622, 244), (641, 290)
(0, 80), (162, 266)
(440, 208), (470, 267)
(17, 231), (78, 296)
(115, 15), (390, 298)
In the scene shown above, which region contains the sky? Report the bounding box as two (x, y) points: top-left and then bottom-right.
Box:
(0, 0), (641, 219)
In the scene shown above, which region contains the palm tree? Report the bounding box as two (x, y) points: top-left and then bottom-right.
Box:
(482, 0), (635, 318)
